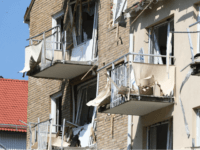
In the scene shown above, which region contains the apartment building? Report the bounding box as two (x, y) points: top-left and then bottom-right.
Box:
(21, 0), (200, 149)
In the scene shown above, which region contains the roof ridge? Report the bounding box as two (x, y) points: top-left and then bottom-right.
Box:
(0, 79), (28, 82)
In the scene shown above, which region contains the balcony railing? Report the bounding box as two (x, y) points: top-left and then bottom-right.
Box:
(27, 25), (67, 70)
(98, 52), (175, 115)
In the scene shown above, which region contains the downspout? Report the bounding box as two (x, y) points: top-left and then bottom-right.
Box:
(127, 33), (134, 149)
(72, 85), (75, 123)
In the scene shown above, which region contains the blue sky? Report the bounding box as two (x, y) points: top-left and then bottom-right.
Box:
(0, 0), (31, 80)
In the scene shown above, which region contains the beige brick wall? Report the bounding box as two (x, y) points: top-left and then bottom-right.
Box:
(26, 0), (70, 148)
(96, 0), (134, 149)
(30, 0), (64, 39)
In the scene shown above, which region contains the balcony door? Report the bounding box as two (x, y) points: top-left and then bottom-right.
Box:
(52, 11), (64, 50)
(51, 91), (62, 133)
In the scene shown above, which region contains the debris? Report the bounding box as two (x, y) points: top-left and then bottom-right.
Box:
(131, 62), (175, 96)
(81, 61), (97, 80)
(139, 86), (153, 95)
(87, 80), (111, 107)
(72, 123), (93, 147)
(63, 0), (70, 29)
(131, 1), (153, 25)
(20, 41), (42, 73)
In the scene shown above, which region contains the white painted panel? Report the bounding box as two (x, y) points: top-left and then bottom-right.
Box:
(71, 39), (93, 61)
(51, 98), (56, 133)
(0, 131), (26, 150)
(197, 7), (200, 53)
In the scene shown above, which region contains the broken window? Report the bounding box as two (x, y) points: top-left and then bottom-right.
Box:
(56, 16), (64, 49)
(71, 1), (96, 45)
(149, 19), (174, 65)
(112, 0), (127, 25)
(52, 11), (65, 51)
(56, 96), (62, 131)
(75, 80), (96, 126)
(69, 0), (98, 61)
(147, 120), (173, 150)
(51, 92), (63, 133)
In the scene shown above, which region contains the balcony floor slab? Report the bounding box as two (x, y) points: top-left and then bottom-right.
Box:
(99, 96), (174, 116)
(29, 60), (95, 79)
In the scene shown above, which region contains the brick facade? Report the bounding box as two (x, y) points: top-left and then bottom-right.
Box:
(26, 0), (134, 149)
(95, 0), (132, 148)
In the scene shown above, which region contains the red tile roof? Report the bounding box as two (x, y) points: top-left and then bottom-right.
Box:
(0, 79), (28, 132)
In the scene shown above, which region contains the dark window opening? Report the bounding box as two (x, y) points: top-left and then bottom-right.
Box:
(72, 2), (95, 45)
(79, 84), (96, 126)
(56, 16), (64, 49)
(150, 20), (174, 65)
(149, 123), (168, 149)
(56, 96), (62, 131)
(148, 120), (173, 150)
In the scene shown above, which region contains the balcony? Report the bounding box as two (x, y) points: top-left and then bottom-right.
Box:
(20, 25), (97, 79)
(97, 52), (175, 116)
(20, 0), (99, 79)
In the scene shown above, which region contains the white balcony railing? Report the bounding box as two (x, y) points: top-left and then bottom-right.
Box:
(27, 25), (67, 69)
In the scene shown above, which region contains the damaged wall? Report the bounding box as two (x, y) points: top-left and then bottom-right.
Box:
(96, 0), (134, 148)
(129, 0), (200, 149)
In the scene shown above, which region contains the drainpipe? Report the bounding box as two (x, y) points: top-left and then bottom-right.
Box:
(127, 33), (134, 149)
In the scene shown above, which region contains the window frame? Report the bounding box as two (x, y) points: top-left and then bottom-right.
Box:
(148, 18), (174, 65)
(196, 109), (200, 146)
(112, 0), (127, 26)
(51, 91), (62, 133)
(146, 119), (173, 150)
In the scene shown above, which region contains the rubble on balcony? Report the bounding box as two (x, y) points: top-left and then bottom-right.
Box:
(88, 52), (175, 116)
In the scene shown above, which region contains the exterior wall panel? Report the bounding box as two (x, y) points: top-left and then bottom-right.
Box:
(0, 131), (26, 150)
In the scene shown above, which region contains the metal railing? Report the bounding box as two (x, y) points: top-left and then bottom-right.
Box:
(97, 52), (175, 72)
(0, 123), (27, 131)
(27, 25), (67, 69)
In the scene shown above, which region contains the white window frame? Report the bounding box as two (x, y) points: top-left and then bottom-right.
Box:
(196, 109), (200, 146)
(51, 91), (62, 133)
(75, 78), (97, 125)
(52, 10), (64, 32)
(148, 19), (174, 64)
(112, 0), (127, 25)
(146, 120), (172, 150)
(52, 10), (64, 50)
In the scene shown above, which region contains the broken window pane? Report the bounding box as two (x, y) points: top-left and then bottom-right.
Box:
(75, 3), (95, 45)
(149, 19), (174, 65)
(79, 85), (96, 126)
(75, 82), (96, 126)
